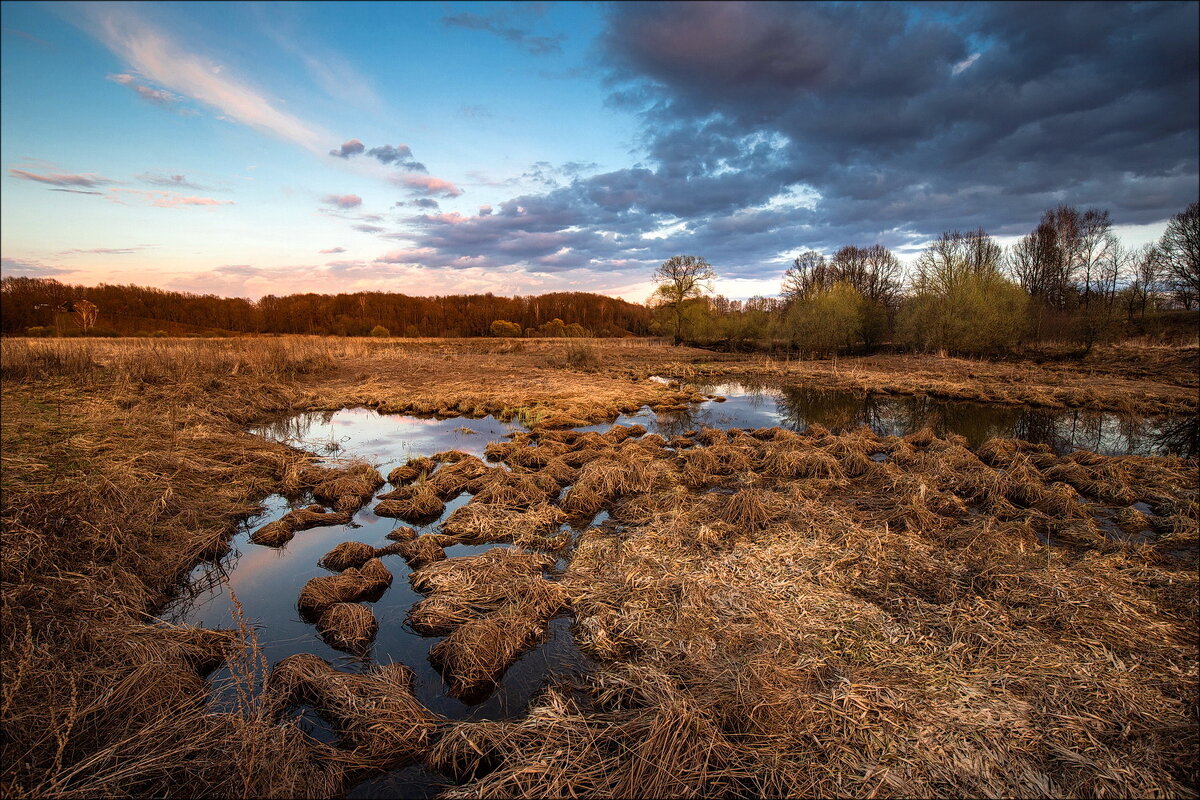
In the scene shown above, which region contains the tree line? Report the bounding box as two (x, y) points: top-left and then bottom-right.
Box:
(651, 201), (1199, 354)
(0, 282), (653, 338)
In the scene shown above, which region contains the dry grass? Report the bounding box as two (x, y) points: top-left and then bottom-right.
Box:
(250, 504), (353, 547)
(385, 535), (447, 569)
(402, 547), (566, 700)
(617, 341), (1199, 416)
(266, 654), (439, 773)
(441, 502), (567, 549)
(297, 567), (389, 621)
(315, 603), (377, 655)
(317, 541), (379, 572)
(431, 423), (1198, 798)
(375, 483), (445, 522)
(4, 335), (1196, 798)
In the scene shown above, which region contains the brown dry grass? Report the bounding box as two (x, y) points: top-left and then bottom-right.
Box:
(315, 602), (377, 654)
(429, 423), (1198, 798)
(297, 568), (389, 621)
(266, 653), (440, 774)
(402, 547), (566, 699)
(3, 335), (1196, 798)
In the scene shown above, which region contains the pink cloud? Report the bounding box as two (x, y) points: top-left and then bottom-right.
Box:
(319, 246), (347, 254)
(394, 174), (463, 198)
(375, 247), (437, 263)
(323, 194), (362, 209)
(109, 188), (234, 208)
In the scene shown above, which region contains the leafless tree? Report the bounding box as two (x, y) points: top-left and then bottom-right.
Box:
(913, 229), (1002, 295)
(1158, 201), (1200, 309)
(781, 250), (833, 302)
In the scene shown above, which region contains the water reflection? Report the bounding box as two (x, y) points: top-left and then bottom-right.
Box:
(725, 384), (1193, 457)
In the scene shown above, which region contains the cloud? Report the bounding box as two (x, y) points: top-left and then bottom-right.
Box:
(137, 172), (210, 190)
(443, 11), (565, 56)
(329, 139), (426, 171)
(84, 6), (327, 152)
(1, 257), (75, 277)
(165, 260), (544, 300)
(329, 138), (366, 158)
(394, 174), (463, 198)
(352, 224), (385, 233)
(9, 169), (114, 188)
(57, 246), (149, 256)
(378, 1), (1197, 295)
(323, 194), (363, 209)
(133, 83), (183, 106)
(394, 198), (441, 210)
(109, 189), (235, 208)
(319, 246), (347, 254)
(109, 70), (203, 117)
(366, 144), (426, 172)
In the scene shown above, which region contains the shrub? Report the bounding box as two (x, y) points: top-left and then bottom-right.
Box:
(369, 325), (391, 338)
(565, 343), (600, 370)
(25, 326), (52, 337)
(490, 320), (522, 337)
(785, 282), (862, 355)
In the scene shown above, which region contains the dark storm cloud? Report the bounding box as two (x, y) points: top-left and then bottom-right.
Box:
(443, 11), (565, 56)
(389, 1), (1198, 286)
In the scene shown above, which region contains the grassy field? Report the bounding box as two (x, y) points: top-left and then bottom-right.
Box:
(1, 336), (1196, 798)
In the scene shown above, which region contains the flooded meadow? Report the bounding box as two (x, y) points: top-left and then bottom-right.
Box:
(164, 381), (1198, 796)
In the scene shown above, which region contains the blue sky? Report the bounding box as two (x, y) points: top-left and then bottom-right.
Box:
(2, 1), (1197, 301)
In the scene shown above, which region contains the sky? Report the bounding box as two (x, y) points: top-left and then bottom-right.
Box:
(1, 1), (1197, 302)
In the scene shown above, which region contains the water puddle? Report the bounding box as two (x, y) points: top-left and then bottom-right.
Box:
(164, 380), (1194, 796)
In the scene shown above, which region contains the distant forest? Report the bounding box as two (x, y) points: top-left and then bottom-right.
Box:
(0, 280), (652, 338)
(4, 201), (1197, 354)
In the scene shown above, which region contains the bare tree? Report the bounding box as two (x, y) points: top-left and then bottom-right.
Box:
(831, 244), (901, 306)
(652, 254), (715, 345)
(1078, 209), (1114, 308)
(781, 251), (833, 302)
(1158, 201), (1200, 309)
(913, 229), (1002, 295)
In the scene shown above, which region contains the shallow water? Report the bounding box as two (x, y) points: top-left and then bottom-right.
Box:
(167, 410), (595, 729)
(165, 380), (1194, 796)
(583, 381), (1196, 458)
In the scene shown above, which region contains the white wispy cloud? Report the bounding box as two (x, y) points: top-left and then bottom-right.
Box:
(81, 5), (329, 153)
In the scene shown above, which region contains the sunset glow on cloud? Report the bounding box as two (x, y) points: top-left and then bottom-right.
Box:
(2, 1), (1196, 301)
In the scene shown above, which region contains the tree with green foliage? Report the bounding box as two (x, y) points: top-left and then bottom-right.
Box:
(651, 255), (715, 345)
(369, 325), (390, 338)
(785, 282), (863, 356)
(650, 297), (718, 345)
(898, 230), (1029, 354)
